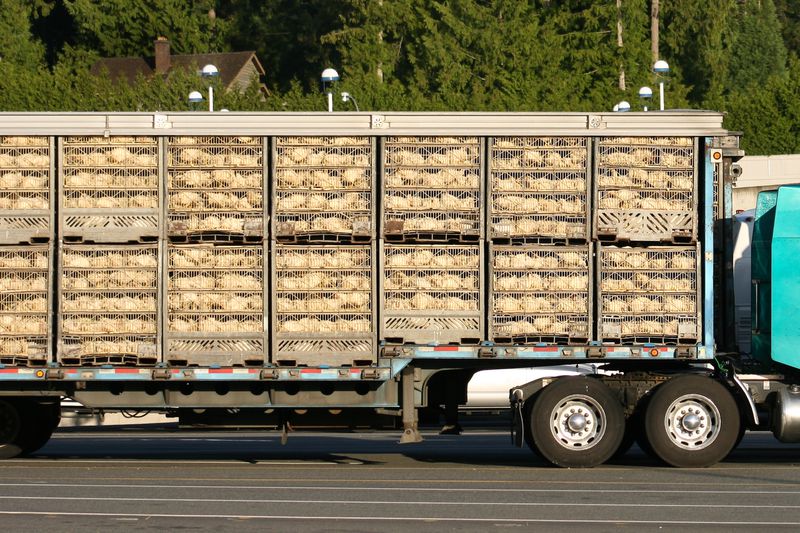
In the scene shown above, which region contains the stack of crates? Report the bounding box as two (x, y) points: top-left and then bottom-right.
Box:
(57, 136), (161, 365)
(0, 136), (52, 367)
(487, 137), (592, 344)
(165, 137), (267, 366)
(271, 137), (376, 366)
(594, 137), (701, 345)
(380, 137), (484, 344)
(0, 138), (49, 365)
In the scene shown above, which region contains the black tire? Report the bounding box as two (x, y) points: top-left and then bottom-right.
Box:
(644, 375), (740, 468)
(612, 416), (639, 459)
(522, 400), (541, 457)
(0, 400), (25, 459)
(530, 377), (624, 468)
(19, 401), (60, 456)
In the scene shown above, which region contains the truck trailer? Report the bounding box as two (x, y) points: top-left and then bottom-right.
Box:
(0, 110), (790, 468)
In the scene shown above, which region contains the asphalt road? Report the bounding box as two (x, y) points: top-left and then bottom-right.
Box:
(0, 429), (799, 531)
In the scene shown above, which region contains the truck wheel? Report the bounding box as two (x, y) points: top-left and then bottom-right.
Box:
(19, 401), (60, 456)
(644, 375), (740, 468)
(530, 377), (624, 468)
(0, 400), (25, 459)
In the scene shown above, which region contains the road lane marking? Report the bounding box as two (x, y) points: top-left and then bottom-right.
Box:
(0, 511), (798, 526)
(0, 482), (799, 495)
(0, 495), (798, 509)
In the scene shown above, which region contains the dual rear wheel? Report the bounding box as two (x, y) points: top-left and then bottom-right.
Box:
(527, 375), (740, 468)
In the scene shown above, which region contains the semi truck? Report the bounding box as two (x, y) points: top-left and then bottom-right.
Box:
(0, 110), (792, 469)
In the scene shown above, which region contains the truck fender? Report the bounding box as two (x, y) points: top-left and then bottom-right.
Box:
(509, 377), (559, 448)
(729, 372), (760, 428)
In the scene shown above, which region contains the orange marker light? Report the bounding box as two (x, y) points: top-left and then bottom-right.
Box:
(712, 151), (722, 160)
(35, 370), (45, 378)
(650, 348), (660, 357)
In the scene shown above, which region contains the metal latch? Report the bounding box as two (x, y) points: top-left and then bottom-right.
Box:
(361, 368), (379, 379)
(152, 368), (171, 379)
(587, 347), (605, 359)
(261, 369), (279, 380)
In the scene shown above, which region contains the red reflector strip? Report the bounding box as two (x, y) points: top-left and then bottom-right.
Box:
(170, 369), (181, 373)
(301, 369), (322, 374)
(114, 368), (141, 374)
(0, 369), (18, 374)
(536, 347), (559, 352)
(208, 368), (233, 374)
(433, 346), (460, 351)
(350, 369), (362, 373)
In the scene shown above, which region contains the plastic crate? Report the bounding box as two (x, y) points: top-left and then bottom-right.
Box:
(273, 136), (374, 243)
(57, 243), (160, 365)
(272, 242), (376, 366)
(166, 243), (266, 365)
(594, 136), (698, 243)
(60, 136), (160, 243)
(489, 243), (592, 344)
(380, 242), (483, 344)
(0, 136), (53, 244)
(0, 244), (51, 366)
(597, 243), (701, 344)
(166, 136), (265, 241)
(381, 137), (483, 242)
(489, 137), (589, 242)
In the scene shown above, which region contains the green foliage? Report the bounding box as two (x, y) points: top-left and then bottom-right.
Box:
(0, 0), (798, 154)
(63, 0), (229, 56)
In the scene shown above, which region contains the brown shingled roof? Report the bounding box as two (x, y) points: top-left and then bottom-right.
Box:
(92, 51), (266, 92)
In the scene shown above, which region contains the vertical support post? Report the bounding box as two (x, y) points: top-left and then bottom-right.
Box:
(208, 86), (214, 112)
(399, 365), (423, 444)
(703, 138), (716, 358)
(326, 91), (333, 113)
(659, 81), (665, 111)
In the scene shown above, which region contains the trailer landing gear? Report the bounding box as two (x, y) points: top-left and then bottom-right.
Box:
(400, 366), (422, 444)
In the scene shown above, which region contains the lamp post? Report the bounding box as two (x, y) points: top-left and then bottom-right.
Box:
(638, 86), (653, 111)
(616, 100), (631, 112)
(653, 60), (669, 111)
(201, 64), (219, 112)
(188, 64), (219, 111)
(341, 92), (360, 112)
(321, 68), (340, 112)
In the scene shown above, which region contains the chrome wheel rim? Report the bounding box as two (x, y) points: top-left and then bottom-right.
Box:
(664, 394), (721, 451)
(549, 394), (605, 450)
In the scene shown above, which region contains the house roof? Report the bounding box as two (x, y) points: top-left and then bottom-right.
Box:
(91, 51), (265, 90)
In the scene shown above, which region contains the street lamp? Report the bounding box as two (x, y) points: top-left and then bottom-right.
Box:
(616, 100), (631, 112)
(653, 60), (669, 111)
(200, 64), (219, 112)
(321, 68), (339, 112)
(638, 86), (653, 111)
(341, 92), (360, 112)
(188, 65), (219, 111)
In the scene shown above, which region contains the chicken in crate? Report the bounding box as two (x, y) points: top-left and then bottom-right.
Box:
(0, 136), (52, 244)
(0, 245), (50, 366)
(273, 136), (374, 243)
(382, 137), (482, 242)
(60, 136), (160, 243)
(166, 243), (266, 366)
(381, 243), (483, 344)
(489, 137), (589, 243)
(167, 136), (264, 241)
(598, 244), (700, 344)
(490, 244), (592, 344)
(58, 244), (159, 365)
(595, 136), (697, 243)
(272, 243), (376, 367)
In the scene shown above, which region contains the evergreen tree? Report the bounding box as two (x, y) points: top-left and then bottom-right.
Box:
(63, 0), (230, 57)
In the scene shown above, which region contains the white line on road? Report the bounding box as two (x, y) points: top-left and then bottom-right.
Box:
(0, 510), (798, 526)
(0, 495), (797, 509)
(0, 482), (798, 495)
